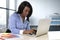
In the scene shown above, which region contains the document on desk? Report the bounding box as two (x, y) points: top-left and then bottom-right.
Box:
(0, 33), (20, 40)
(5, 34), (31, 40)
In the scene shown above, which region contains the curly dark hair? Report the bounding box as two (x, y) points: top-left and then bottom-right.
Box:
(17, 1), (33, 21)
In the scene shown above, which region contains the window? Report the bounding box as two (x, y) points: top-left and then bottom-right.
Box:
(9, 0), (15, 10)
(0, 0), (16, 32)
(0, 0), (6, 28)
(0, 0), (6, 8)
(0, 9), (6, 28)
(9, 0), (16, 16)
(0, 0), (6, 32)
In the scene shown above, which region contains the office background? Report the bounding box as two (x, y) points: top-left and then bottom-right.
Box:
(0, 0), (60, 33)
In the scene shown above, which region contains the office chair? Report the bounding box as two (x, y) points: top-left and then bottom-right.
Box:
(6, 29), (11, 33)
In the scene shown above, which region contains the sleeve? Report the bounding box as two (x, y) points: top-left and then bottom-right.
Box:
(8, 16), (20, 34)
(19, 30), (24, 34)
(26, 21), (31, 30)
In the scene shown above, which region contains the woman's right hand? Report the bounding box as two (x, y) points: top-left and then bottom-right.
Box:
(23, 29), (35, 34)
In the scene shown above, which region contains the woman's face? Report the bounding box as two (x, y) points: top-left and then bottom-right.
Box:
(22, 6), (30, 17)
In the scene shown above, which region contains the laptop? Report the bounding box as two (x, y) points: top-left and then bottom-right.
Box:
(24, 19), (51, 37)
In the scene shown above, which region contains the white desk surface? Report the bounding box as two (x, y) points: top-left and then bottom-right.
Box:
(48, 31), (60, 40)
(0, 31), (60, 40)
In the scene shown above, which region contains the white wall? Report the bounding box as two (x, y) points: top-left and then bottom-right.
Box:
(17, 0), (60, 26)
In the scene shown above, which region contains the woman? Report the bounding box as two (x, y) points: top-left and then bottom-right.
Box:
(8, 1), (35, 34)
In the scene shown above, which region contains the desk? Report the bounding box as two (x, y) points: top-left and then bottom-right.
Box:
(48, 31), (60, 40)
(3, 33), (47, 40)
(1, 31), (60, 40)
